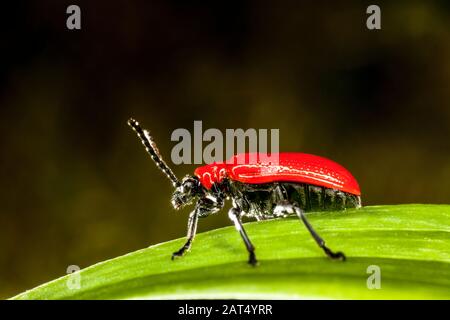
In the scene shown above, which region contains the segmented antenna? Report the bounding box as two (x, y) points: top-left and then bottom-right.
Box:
(128, 118), (180, 187)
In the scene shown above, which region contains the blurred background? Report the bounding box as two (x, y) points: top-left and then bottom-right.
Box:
(1, 0), (450, 298)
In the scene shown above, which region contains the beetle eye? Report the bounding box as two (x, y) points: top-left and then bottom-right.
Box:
(184, 181), (193, 191)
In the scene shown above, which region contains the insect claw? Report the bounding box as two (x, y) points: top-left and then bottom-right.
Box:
(171, 250), (184, 260)
(335, 252), (346, 261)
(248, 252), (258, 266)
(323, 246), (346, 261)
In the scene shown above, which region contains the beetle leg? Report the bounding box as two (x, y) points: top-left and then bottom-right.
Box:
(172, 196), (224, 260)
(228, 207), (258, 266)
(171, 209), (198, 260)
(293, 206), (346, 261)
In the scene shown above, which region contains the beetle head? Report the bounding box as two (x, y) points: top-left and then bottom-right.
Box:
(171, 176), (203, 209)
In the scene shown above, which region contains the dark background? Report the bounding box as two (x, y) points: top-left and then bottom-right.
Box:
(1, 1), (449, 298)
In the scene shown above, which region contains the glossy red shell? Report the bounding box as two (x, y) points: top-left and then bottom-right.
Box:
(194, 153), (361, 196)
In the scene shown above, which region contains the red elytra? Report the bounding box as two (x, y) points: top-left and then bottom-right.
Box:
(194, 152), (361, 196)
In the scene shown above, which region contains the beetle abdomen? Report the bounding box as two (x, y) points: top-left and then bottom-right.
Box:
(231, 181), (361, 220)
(283, 183), (361, 212)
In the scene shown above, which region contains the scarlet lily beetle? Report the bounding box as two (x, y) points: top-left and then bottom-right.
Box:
(128, 118), (361, 265)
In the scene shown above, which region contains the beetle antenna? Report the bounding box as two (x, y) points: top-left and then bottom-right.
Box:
(128, 118), (181, 187)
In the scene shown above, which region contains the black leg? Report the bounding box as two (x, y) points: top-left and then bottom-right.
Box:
(294, 206), (346, 261)
(172, 210), (198, 260)
(171, 196), (224, 261)
(228, 207), (258, 266)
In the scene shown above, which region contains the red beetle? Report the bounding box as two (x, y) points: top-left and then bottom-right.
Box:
(129, 119), (361, 265)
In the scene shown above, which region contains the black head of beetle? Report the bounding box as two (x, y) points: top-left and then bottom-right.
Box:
(172, 176), (203, 210)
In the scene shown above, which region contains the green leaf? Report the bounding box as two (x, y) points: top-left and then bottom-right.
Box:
(11, 204), (450, 300)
